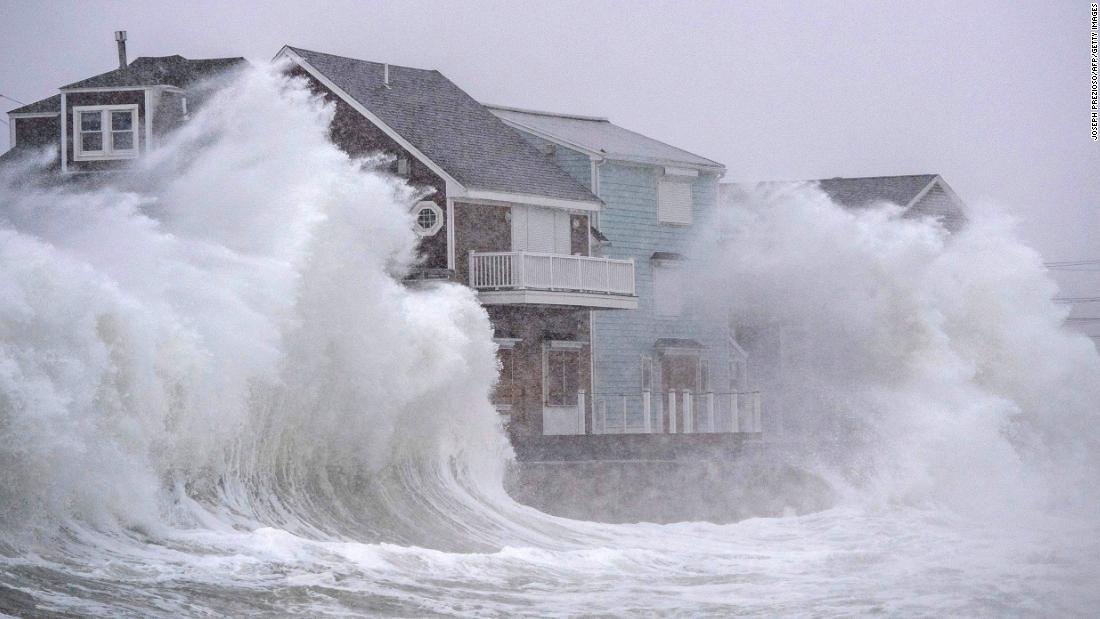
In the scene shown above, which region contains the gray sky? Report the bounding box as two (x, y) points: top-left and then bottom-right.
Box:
(2, 0), (1097, 319)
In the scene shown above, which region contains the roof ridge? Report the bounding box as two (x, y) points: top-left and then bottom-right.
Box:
(483, 103), (609, 123)
(285, 46), (435, 73)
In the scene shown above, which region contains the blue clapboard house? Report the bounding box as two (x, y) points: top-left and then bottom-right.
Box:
(488, 106), (758, 438)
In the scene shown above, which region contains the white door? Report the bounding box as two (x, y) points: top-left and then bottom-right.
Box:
(512, 206), (571, 254)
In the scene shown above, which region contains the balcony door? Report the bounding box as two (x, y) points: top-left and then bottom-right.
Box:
(512, 205), (571, 254)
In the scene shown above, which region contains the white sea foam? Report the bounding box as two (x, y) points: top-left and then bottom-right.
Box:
(0, 66), (1096, 616)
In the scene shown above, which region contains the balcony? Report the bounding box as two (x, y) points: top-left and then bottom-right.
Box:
(469, 251), (637, 309)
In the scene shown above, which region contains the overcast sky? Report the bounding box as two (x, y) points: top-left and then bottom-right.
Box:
(2, 0), (1097, 311)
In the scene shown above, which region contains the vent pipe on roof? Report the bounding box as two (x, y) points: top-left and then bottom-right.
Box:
(115, 31), (128, 69)
(383, 63), (391, 89)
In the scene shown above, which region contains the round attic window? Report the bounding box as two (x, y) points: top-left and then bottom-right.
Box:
(413, 201), (443, 237)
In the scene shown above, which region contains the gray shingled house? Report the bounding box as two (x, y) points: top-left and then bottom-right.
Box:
(4, 33), (245, 172)
(274, 46), (641, 442)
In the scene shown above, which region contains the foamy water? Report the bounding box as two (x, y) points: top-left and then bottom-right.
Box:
(0, 66), (1097, 617)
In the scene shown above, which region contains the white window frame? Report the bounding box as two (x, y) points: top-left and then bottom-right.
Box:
(542, 340), (584, 407)
(412, 200), (444, 237)
(72, 104), (139, 161)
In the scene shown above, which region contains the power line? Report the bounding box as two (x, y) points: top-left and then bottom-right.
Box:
(1054, 297), (1100, 304)
(1046, 259), (1100, 269)
(1065, 317), (1100, 322)
(0, 94), (26, 105)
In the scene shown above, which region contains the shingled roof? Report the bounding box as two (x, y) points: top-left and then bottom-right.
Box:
(8, 94), (60, 115)
(816, 174), (937, 209)
(282, 46), (600, 205)
(61, 55), (246, 90)
(487, 105), (724, 170)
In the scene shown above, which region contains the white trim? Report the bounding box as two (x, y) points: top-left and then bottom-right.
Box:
(459, 189), (600, 212)
(7, 112), (58, 119)
(934, 176), (965, 206)
(476, 289), (638, 310)
(275, 46), (464, 190)
(7, 118), (13, 149)
(484, 103), (609, 122)
(59, 92), (67, 172)
(143, 89), (153, 152)
(547, 340), (587, 350)
(60, 85), (182, 94)
(445, 197), (456, 270)
(72, 104), (140, 161)
(493, 337), (522, 350)
(412, 200), (444, 236)
(902, 177), (940, 209)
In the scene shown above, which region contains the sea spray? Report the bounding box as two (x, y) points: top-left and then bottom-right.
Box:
(0, 65), (513, 549)
(698, 182), (1100, 516)
(0, 65), (1097, 616)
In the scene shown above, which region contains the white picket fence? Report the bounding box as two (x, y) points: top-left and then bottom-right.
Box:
(587, 390), (763, 435)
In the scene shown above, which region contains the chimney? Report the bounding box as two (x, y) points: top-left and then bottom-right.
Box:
(383, 63), (390, 89)
(115, 31), (127, 69)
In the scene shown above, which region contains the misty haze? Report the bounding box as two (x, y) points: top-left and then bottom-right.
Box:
(0, 1), (1098, 617)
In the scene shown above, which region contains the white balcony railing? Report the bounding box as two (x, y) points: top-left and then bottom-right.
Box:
(470, 251), (635, 296)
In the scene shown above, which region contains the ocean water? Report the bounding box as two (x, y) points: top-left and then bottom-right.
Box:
(0, 66), (1097, 617)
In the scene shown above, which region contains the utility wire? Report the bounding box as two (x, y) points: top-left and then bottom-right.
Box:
(1065, 317), (1100, 322)
(1046, 259), (1100, 268)
(0, 94), (26, 105)
(1054, 297), (1100, 304)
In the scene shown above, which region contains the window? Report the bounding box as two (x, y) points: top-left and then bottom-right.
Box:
(492, 338), (520, 410)
(544, 346), (581, 406)
(413, 200), (443, 236)
(73, 105), (139, 161)
(397, 157), (410, 176)
(493, 348), (515, 408)
(657, 179), (693, 225)
(653, 263), (684, 317)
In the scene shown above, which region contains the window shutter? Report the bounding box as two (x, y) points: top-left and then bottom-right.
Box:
(526, 206), (556, 253)
(658, 180), (693, 225)
(511, 205), (527, 250)
(554, 210), (571, 254)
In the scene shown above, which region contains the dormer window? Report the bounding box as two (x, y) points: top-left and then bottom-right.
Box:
(73, 105), (139, 161)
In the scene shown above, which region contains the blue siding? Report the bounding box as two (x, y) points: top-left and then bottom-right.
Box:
(507, 128), (737, 431)
(590, 162), (734, 429)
